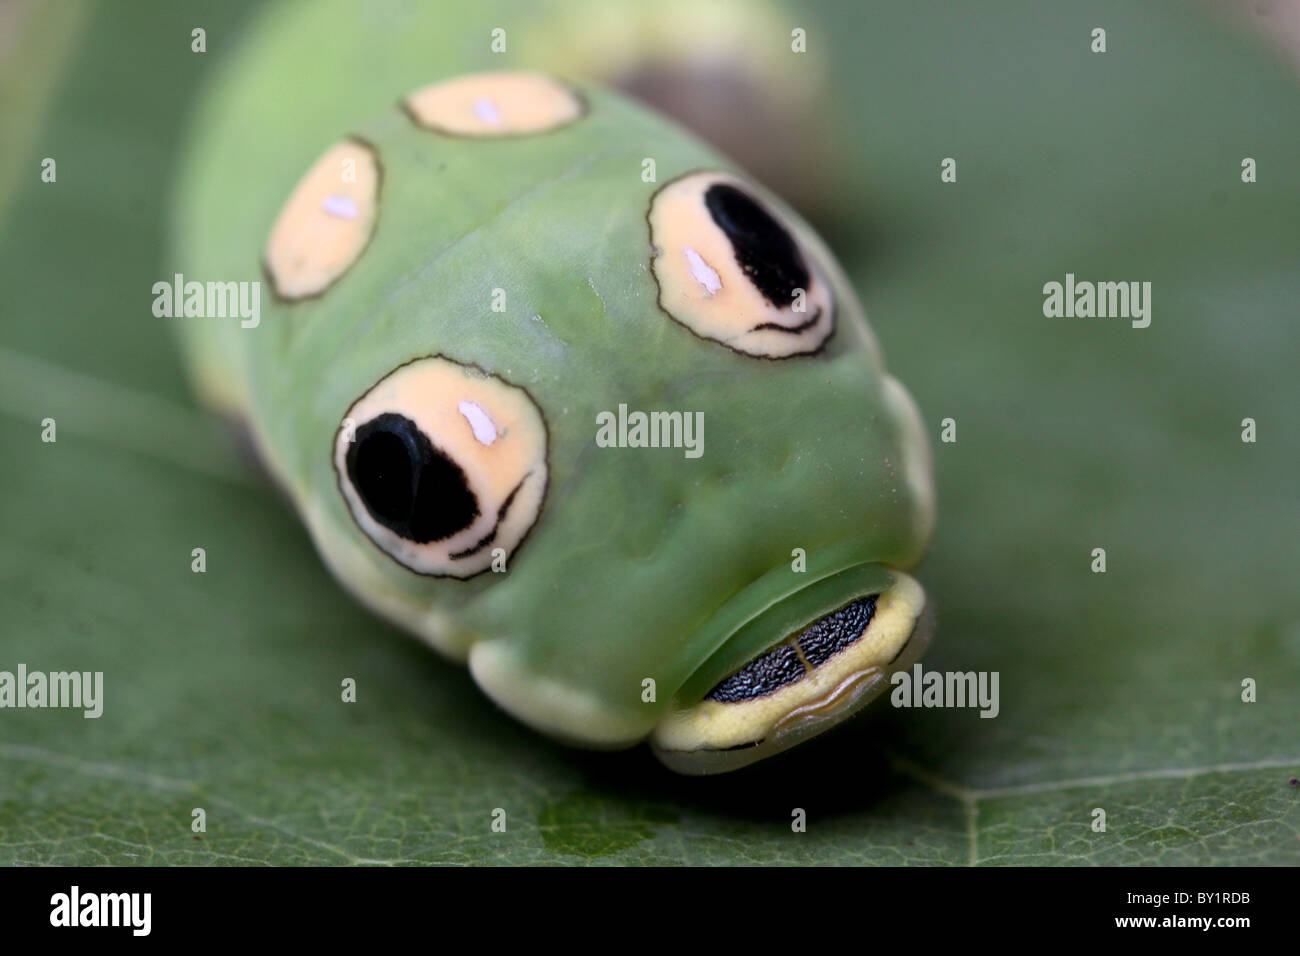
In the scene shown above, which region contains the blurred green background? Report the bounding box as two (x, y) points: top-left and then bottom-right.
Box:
(0, 0), (1296, 864)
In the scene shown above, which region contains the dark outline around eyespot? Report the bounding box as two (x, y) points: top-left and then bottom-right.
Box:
(644, 169), (837, 362)
(751, 307), (823, 335)
(263, 134), (384, 305)
(398, 74), (590, 140)
(332, 353), (552, 581)
(448, 473), (529, 560)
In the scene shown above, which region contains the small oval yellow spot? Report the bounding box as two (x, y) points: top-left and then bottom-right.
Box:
(403, 71), (585, 137)
(264, 139), (380, 301)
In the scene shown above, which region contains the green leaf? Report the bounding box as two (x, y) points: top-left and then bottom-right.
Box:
(0, 0), (1296, 865)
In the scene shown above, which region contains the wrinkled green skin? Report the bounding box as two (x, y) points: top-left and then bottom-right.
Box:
(172, 0), (933, 750)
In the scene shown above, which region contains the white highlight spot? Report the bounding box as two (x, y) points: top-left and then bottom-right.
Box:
(321, 194), (358, 219)
(458, 400), (498, 445)
(684, 246), (722, 295)
(473, 97), (502, 125)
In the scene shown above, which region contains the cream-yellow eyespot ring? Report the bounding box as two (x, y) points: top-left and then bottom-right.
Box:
(648, 171), (834, 358)
(334, 356), (549, 578)
(264, 138), (380, 301)
(402, 71), (586, 137)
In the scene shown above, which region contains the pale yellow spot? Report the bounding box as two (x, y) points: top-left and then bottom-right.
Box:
(264, 139), (379, 300)
(403, 71), (584, 137)
(649, 171), (833, 358)
(334, 357), (547, 578)
(652, 573), (925, 753)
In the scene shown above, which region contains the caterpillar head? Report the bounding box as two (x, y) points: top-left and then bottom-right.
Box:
(186, 68), (934, 773)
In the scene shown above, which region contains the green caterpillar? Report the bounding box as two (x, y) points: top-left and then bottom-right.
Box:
(171, 0), (935, 773)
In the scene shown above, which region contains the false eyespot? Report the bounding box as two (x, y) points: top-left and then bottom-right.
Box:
(647, 171), (834, 358)
(334, 356), (548, 579)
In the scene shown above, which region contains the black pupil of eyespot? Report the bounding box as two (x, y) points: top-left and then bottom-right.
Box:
(346, 412), (479, 543)
(703, 183), (810, 307)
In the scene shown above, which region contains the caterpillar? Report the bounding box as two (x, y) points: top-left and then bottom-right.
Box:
(170, 0), (935, 774)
